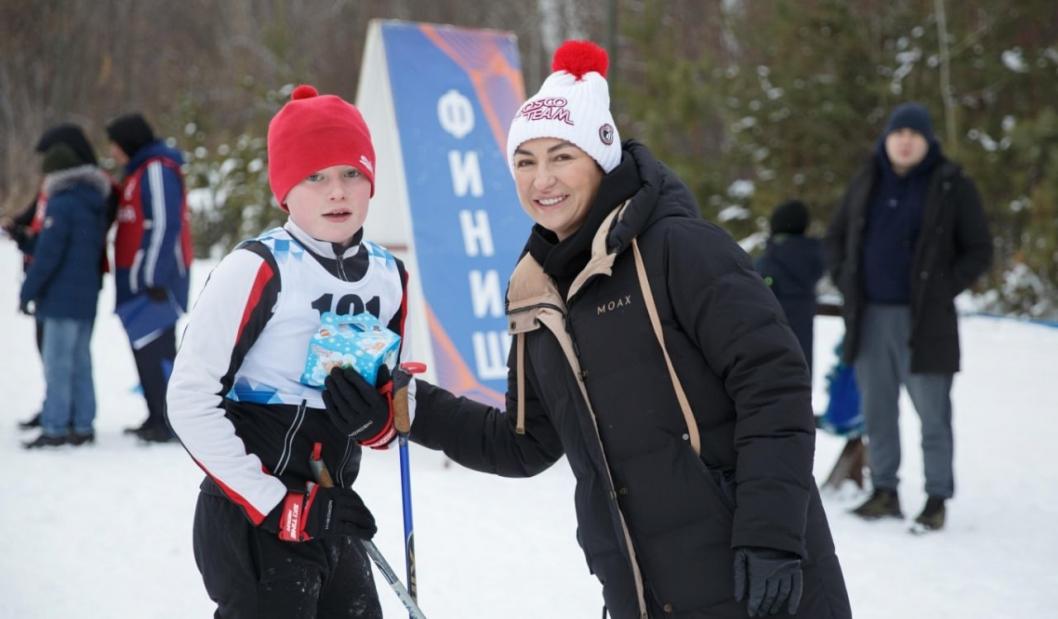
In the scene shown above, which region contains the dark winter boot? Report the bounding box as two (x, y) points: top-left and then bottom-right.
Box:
(23, 433), (68, 449)
(68, 431), (96, 446)
(123, 420), (150, 435)
(852, 488), (903, 519)
(913, 496), (946, 531)
(17, 412), (43, 430)
(135, 424), (176, 444)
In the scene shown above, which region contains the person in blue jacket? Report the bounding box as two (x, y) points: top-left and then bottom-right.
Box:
(107, 113), (193, 443)
(755, 199), (825, 374)
(20, 144), (109, 448)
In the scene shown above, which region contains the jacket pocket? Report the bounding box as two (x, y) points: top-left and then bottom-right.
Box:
(707, 466), (737, 514)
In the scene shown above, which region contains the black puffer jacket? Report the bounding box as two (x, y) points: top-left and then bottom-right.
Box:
(411, 142), (851, 618)
(824, 155), (992, 372)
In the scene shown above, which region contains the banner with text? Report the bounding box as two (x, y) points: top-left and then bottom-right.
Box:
(382, 22), (528, 406)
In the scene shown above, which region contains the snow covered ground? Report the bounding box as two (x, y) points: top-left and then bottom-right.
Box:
(1, 240), (1056, 618)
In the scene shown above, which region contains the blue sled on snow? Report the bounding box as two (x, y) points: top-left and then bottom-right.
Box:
(815, 341), (864, 438)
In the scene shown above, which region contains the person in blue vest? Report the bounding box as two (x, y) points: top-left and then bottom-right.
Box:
(106, 113), (193, 443)
(825, 102), (992, 531)
(20, 143), (109, 448)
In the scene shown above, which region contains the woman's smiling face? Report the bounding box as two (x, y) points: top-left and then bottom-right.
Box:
(512, 138), (604, 241)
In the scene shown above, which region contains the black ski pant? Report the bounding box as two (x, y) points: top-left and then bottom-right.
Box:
(193, 485), (382, 619)
(131, 326), (176, 429)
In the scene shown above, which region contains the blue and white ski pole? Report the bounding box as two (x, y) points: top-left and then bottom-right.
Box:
(394, 361), (427, 614)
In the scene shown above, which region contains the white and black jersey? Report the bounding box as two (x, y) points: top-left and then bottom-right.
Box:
(167, 220), (408, 525)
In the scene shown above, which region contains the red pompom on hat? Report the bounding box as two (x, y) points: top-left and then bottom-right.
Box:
(267, 84), (376, 209)
(507, 40), (620, 174)
(551, 40), (609, 79)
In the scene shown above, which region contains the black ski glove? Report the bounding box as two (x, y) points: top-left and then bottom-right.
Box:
(323, 365), (394, 447)
(262, 485), (377, 542)
(145, 287), (169, 302)
(323, 365), (412, 448)
(733, 546), (804, 617)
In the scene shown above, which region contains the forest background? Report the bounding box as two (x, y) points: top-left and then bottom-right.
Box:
(3, 0), (1056, 317)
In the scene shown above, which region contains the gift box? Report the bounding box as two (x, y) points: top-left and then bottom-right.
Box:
(300, 311), (401, 388)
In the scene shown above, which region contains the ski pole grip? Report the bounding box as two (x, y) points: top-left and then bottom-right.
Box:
(309, 442), (335, 488)
(393, 362), (427, 434)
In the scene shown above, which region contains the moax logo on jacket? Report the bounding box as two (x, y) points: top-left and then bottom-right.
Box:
(517, 97), (574, 125)
(597, 295), (633, 316)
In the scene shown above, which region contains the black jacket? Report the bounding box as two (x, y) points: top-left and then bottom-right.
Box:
(755, 234), (824, 373)
(824, 155), (992, 373)
(411, 142), (850, 618)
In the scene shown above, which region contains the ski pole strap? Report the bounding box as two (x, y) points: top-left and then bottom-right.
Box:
(631, 238), (701, 457)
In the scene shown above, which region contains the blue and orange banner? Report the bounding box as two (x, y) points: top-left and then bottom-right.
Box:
(380, 22), (529, 406)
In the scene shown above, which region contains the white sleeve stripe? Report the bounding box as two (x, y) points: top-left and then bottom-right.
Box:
(273, 402), (307, 476)
(145, 161), (167, 287)
(129, 248), (143, 294)
(167, 249), (287, 517)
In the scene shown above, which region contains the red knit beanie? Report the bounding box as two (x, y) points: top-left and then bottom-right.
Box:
(267, 84), (376, 208)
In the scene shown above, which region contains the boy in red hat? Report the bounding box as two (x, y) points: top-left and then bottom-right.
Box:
(166, 85), (409, 617)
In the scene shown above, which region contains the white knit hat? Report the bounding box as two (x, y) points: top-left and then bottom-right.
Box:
(506, 40), (621, 175)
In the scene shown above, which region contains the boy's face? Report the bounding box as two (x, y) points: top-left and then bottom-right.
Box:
(285, 164), (371, 245)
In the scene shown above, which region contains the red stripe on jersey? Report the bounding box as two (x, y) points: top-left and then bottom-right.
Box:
(236, 261), (275, 343)
(190, 456), (268, 524)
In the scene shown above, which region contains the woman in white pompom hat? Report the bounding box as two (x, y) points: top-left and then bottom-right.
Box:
(350, 40), (851, 619)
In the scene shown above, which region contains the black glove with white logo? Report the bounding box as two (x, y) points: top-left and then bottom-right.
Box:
(733, 546), (804, 617)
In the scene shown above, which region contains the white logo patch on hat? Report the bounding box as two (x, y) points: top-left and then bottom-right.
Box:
(359, 154), (374, 175)
(517, 97), (574, 126)
(599, 124), (614, 145)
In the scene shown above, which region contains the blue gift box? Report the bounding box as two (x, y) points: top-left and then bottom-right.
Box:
(300, 312), (401, 388)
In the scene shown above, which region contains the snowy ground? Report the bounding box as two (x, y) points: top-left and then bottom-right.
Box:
(1, 240), (1056, 618)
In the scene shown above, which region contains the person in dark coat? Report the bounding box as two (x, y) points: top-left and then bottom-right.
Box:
(20, 143), (109, 448)
(323, 41), (851, 618)
(824, 102), (992, 531)
(4, 123), (116, 431)
(755, 200), (824, 374)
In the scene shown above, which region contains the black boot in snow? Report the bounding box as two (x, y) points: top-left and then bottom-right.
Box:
(23, 433), (67, 449)
(912, 496), (946, 532)
(68, 431), (96, 446)
(17, 412), (42, 430)
(135, 424), (176, 444)
(123, 420), (150, 435)
(851, 488), (903, 520)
